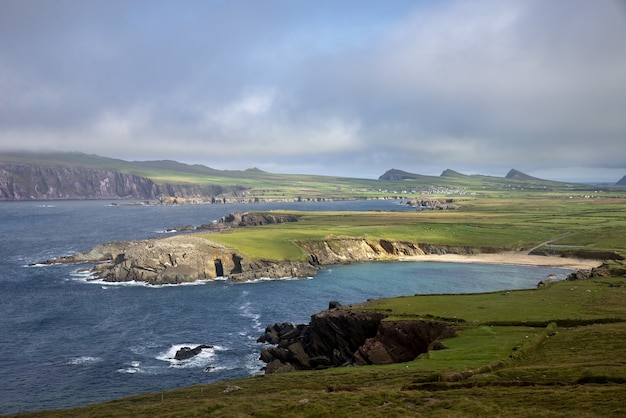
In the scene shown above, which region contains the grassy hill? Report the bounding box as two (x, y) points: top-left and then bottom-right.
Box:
(17, 276), (626, 417)
(4, 173), (626, 416)
(0, 152), (607, 201)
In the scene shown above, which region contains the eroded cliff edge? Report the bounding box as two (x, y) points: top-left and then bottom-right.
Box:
(40, 210), (500, 284)
(43, 236), (496, 285)
(257, 305), (456, 373)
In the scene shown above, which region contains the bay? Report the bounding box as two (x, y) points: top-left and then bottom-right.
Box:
(0, 200), (572, 414)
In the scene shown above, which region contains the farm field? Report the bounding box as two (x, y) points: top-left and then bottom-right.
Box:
(13, 192), (626, 418)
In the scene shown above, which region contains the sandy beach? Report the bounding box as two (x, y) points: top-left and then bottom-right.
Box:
(399, 252), (603, 270)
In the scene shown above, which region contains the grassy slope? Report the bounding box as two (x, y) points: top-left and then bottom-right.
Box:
(19, 278), (626, 418)
(1, 151), (611, 200)
(204, 198), (626, 261)
(4, 153), (626, 416)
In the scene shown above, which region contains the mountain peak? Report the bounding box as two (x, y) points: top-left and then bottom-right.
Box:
(378, 169), (419, 181)
(440, 169), (466, 177)
(505, 169), (542, 181)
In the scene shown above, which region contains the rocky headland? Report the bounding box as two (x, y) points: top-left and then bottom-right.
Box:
(0, 163), (242, 201)
(257, 303), (456, 373)
(39, 210), (610, 285)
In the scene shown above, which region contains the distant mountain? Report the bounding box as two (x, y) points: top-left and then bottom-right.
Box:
(504, 169), (545, 181)
(378, 169), (424, 181)
(616, 176), (626, 186)
(440, 169), (467, 177)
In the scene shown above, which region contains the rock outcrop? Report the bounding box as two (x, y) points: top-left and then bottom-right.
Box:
(38, 211), (500, 284)
(301, 238), (488, 266)
(0, 164), (160, 200)
(174, 345), (213, 360)
(41, 234), (319, 285)
(0, 163), (241, 201)
(258, 306), (455, 373)
(40, 236), (496, 285)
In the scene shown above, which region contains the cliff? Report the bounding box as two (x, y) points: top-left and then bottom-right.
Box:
(42, 233), (495, 285)
(258, 306), (456, 373)
(0, 163), (161, 200)
(0, 163), (241, 201)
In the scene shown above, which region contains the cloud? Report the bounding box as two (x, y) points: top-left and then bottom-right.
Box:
(0, 0), (625, 180)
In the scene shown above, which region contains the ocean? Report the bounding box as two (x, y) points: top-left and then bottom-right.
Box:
(0, 200), (573, 415)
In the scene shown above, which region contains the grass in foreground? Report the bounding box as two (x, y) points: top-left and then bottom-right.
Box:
(17, 277), (626, 417)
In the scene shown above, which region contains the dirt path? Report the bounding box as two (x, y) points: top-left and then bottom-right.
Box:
(526, 232), (573, 255)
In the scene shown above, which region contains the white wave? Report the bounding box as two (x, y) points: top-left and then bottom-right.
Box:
(237, 276), (311, 284)
(244, 352), (264, 375)
(69, 270), (97, 281)
(156, 344), (219, 369)
(204, 365), (229, 373)
(81, 277), (223, 288)
(65, 356), (103, 365)
(116, 361), (142, 374)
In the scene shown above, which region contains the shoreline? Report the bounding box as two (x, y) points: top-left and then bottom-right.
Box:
(399, 252), (603, 270)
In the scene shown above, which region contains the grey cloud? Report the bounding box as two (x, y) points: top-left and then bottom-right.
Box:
(0, 0), (625, 180)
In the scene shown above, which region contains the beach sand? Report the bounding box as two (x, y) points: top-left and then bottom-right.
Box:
(399, 252), (603, 270)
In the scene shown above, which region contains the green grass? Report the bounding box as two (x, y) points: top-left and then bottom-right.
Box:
(17, 277), (626, 417)
(202, 198), (626, 261)
(5, 151), (624, 201)
(3, 161), (624, 417)
(363, 278), (626, 325)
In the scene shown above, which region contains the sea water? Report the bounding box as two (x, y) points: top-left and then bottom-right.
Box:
(0, 200), (572, 414)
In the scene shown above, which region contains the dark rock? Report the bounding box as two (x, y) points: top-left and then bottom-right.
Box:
(258, 308), (455, 374)
(328, 301), (343, 310)
(566, 264), (613, 281)
(174, 344), (213, 360)
(166, 225), (195, 232)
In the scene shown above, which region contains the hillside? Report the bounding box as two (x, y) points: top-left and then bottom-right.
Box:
(0, 152), (602, 201)
(16, 274), (626, 417)
(505, 168), (544, 181)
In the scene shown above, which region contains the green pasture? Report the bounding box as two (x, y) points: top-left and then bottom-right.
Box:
(20, 277), (626, 418)
(364, 277), (626, 324)
(203, 198), (626, 261)
(6, 151), (623, 201)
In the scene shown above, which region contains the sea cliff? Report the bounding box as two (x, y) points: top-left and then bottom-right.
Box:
(40, 211), (500, 284)
(0, 163), (233, 201)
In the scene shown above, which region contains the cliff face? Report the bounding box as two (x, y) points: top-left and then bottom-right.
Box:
(41, 234), (493, 285)
(0, 164), (161, 200)
(302, 238), (488, 266)
(0, 163), (242, 200)
(258, 307), (456, 373)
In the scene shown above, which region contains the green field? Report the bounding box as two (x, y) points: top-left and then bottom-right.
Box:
(18, 277), (626, 417)
(204, 198), (626, 261)
(3, 151), (623, 201)
(5, 153), (626, 417)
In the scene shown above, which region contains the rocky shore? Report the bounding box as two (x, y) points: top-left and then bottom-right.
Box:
(39, 210), (608, 285)
(257, 302), (456, 374)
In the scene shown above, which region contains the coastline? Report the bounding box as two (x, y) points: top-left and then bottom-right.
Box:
(399, 252), (603, 270)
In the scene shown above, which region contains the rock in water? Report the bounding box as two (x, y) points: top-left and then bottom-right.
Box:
(174, 344), (213, 360)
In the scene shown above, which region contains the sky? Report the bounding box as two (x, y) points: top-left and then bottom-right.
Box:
(1, 0), (625, 182)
